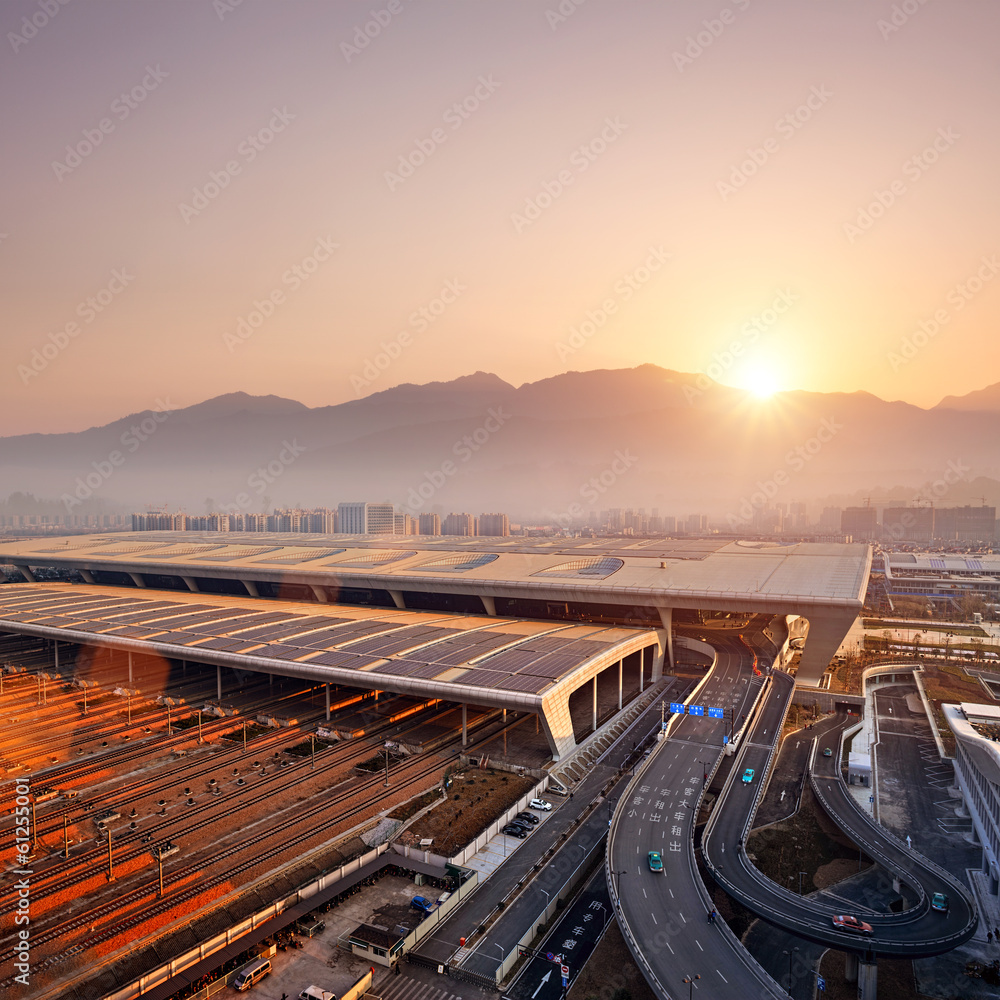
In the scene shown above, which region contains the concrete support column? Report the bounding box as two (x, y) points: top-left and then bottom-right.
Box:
(388, 590), (406, 610)
(181, 576), (198, 592)
(592, 675), (598, 732)
(639, 656), (645, 694)
(310, 585), (328, 603)
(128, 650), (133, 685)
(657, 607), (674, 672)
(461, 703), (468, 746)
(617, 659), (623, 711)
(15, 565), (35, 583)
(857, 958), (878, 1000)
(325, 683), (331, 721)
(130, 572), (147, 588)
(795, 609), (863, 687)
(243, 580), (259, 598)
(481, 595), (496, 616)
(80, 569), (96, 584)
(54, 640), (59, 672)
(217, 665), (222, 701)
(538, 692), (576, 761)
(844, 953), (858, 983)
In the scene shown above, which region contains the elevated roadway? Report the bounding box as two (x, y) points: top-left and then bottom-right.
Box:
(607, 628), (788, 999)
(702, 682), (978, 957)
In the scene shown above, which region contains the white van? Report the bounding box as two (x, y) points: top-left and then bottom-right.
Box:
(299, 988), (336, 1000)
(233, 958), (271, 991)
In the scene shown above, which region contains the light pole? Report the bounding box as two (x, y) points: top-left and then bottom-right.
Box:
(783, 947), (798, 990)
(612, 869), (627, 898)
(682, 974), (700, 1000)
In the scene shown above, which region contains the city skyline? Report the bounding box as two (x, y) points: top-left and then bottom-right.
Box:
(3, 1), (999, 435)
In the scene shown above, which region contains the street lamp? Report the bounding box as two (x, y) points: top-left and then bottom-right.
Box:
(783, 948), (798, 990)
(682, 974), (700, 1000)
(612, 869), (627, 898)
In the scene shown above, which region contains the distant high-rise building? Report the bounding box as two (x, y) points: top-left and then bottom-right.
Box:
(442, 512), (476, 536)
(418, 513), (441, 535)
(819, 507), (842, 531)
(934, 505), (996, 542)
(394, 512), (417, 535)
(841, 506), (877, 541)
(337, 502), (395, 535)
(882, 505), (934, 543)
(684, 513), (708, 533)
(662, 515), (676, 533)
(479, 512), (509, 536)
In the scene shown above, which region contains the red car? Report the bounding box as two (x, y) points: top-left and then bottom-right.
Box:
(832, 914), (873, 935)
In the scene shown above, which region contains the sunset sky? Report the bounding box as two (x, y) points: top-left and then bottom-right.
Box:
(3, 0), (998, 435)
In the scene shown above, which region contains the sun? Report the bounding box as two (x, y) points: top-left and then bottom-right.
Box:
(727, 360), (784, 399)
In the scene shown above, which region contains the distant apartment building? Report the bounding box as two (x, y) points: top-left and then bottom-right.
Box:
(132, 512), (188, 531)
(394, 512), (417, 535)
(841, 506), (877, 541)
(882, 505), (934, 543)
(684, 514), (708, 533)
(935, 505), (996, 543)
(418, 513), (441, 536)
(819, 507), (842, 531)
(442, 512), (476, 536)
(478, 513), (510, 537)
(337, 502), (395, 535)
(662, 515), (676, 533)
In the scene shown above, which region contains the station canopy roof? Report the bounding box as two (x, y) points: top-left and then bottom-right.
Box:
(0, 583), (656, 700)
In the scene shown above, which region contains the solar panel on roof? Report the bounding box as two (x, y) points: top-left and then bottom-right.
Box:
(343, 626), (459, 656)
(245, 644), (304, 659)
(518, 652), (581, 678)
(493, 672), (550, 693)
(449, 668), (511, 688)
(373, 659), (444, 679)
(478, 648), (540, 672)
(304, 649), (371, 668)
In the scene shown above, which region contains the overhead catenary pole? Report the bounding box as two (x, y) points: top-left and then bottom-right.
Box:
(63, 815), (70, 859)
(106, 829), (115, 882)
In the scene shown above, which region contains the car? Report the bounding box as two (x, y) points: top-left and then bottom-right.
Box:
(529, 798), (552, 811)
(507, 819), (533, 834)
(742, 768), (755, 783)
(515, 811), (539, 825)
(648, 851), (663, 872)
(931, 893), (949, 912)
(502, 824), (528, 838)
(411, 895), (434, 913)
(832, 914), (873, 935)
(822, 747), (833, 757)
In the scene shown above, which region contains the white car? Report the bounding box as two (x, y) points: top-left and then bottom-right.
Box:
(529, 798), (552, 811)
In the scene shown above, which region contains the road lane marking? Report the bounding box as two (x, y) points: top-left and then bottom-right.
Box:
(651, 913), (657, 924)
(717, 971), (728, 982)
(643, 888), (647, 898)
(696, 939), (703, 951)
(680, 911), (686, 923)
(668, 889), (674, 898)
(665, 941), (674, 954)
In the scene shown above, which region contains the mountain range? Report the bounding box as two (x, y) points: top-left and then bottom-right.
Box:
(4, 366), (1000, 523)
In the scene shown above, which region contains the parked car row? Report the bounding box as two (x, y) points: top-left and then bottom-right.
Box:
(501, 798), (555, 839)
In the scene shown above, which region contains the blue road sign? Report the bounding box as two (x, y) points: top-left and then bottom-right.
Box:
(817, 976), (826, 991)
(723, 734), (729, 745)
(688, 705), (705, 716)
(669, 702), (685, 714)
(708, 707), (723, 719)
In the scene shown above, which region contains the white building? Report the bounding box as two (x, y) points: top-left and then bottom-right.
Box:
(943, 702), (1000, 894)
(337, 502), (395, 535)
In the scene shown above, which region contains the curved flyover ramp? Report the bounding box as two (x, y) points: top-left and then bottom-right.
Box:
(702, 672), (977, 957)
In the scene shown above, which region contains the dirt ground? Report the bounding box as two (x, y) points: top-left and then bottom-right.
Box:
(567, 922), (658, 1000)
(818, 949), (926, 999)
(746, 786), (872, 896)
(400, 768), (536, 855)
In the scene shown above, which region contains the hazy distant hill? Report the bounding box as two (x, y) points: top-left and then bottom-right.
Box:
(3, 365), (999, 521)
(935, 381), (1000, 412)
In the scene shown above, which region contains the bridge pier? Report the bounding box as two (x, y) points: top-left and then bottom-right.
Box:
(858, 957), (878, 999)
(844, 953), (857, 982)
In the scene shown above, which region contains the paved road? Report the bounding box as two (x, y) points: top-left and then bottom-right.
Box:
(703, 689), (979, 957)
(608, 627), (786, 1000)
(503, 868), (612, 1000)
